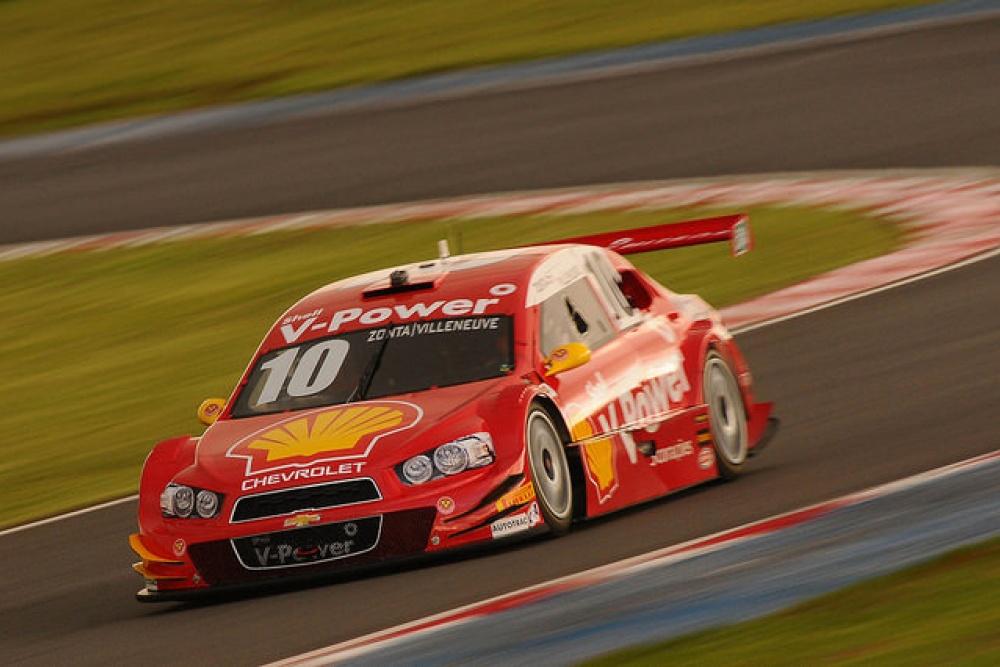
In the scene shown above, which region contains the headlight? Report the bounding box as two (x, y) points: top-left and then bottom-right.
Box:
(196, 489), (220, 518)
(433, 443), (469, 475)
(401, 455), (435, 485)
(173, 486), (195, 517)
(161, 483), (223, 519)
(398, 433), (494, 485)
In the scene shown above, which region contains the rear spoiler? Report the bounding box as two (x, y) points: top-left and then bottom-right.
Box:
(540, 213), (753, 257)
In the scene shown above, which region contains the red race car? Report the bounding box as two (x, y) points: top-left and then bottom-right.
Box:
(130, 214), (777, 600)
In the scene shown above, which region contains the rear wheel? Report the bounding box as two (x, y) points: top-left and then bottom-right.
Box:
(703, 352), (749, 479)
(525, 407), (573, 535)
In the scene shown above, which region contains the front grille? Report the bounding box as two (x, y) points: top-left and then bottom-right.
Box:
(232, 516), (383, 570)
(231, 478), (381, 523)
(188, 507), (437, 585)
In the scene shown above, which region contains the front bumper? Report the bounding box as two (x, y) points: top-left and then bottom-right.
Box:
(131, 473), (542, 601)
(131, 507), (436, 600)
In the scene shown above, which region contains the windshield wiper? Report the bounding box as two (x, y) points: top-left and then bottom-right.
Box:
(349, 325), (394, 402)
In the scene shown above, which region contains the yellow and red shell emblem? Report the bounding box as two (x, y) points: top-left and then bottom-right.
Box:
(228, 402), (422, 475)
(573, 418), (618, 504)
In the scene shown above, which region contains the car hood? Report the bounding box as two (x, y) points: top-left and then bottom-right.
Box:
(190, 379), (511, 488)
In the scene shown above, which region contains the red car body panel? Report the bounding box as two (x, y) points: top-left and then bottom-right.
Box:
(131, 217), (775, 600)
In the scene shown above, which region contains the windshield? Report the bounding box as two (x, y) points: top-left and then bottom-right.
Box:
(231, 315), (514, 418)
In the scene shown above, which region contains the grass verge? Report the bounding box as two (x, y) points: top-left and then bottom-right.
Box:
(584, 535), (1000, 666)
(0, 205), (902, 529)
(0, 0), (937, 137)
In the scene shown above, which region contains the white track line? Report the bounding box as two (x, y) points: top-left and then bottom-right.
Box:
(266, 449), (1000, 666)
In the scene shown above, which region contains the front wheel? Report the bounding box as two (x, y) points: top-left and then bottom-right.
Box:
(525, 407), (574, 535)
(703, 352), (749, 480)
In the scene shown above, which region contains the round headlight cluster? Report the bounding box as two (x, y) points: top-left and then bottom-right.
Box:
(402, 455), (435, 485)
(399, 433), (494, 485)
(172, 486), (195, 517)
(196, 489), (220, 518)
(161, 483), (224, 519)
(433, 443), (469, 475)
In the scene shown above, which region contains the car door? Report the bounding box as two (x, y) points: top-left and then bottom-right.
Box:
(539, 268), (694, 514)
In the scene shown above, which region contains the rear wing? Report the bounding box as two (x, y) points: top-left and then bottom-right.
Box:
(539, 214), (753, 257)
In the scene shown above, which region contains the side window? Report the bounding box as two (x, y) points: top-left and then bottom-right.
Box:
(584, 252), (634, 321)
(619, 269), (653, 310)
(539, 278), (616, 355)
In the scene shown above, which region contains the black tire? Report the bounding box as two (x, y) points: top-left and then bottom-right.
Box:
(525, 407), (574, 535)
(703, 352), (749, 480)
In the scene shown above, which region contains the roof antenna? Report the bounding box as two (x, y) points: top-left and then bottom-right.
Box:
(437, 239), (451, 261)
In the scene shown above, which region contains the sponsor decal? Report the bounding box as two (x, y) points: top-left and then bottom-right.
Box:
(574, 418), (619, 504)
(526, 252), (586, 306)
(649, 316), (678, 344)
(494, 483), (536, 513)
(241, 462), (367, 492)
(234, 517), (381, 570)
(172, 539), (186, 557)
(651, 440), (694, 467)
(436, 497), (456, 515)
(576, 359), (692, 503)
(594, 358), (691, 465)
(279, 308), (326, 342)
(365, 317), (500, 342)
(228, 401), (422, 477)
(279, 284), (515, 342)
(490, 502), (541, 539)
(698, 447), (715, 470)
(584, 372), (610, 400)
(284, 513), (322, 529)
(732, 218), (752, 256)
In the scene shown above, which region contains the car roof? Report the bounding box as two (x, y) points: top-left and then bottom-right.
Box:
(260, 244), (621, 349)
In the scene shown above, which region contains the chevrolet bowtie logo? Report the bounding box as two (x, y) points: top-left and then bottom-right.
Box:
(284, 513), (321, 528)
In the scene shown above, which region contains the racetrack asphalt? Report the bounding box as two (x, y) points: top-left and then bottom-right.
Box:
(0, 14), (998, 244)
(1, 13), (999, 667)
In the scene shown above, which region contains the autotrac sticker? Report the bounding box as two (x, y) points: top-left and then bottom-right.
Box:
(490, 502), (541, 538)
(279, 283), (517, 342)
(228, 401), (422, 486)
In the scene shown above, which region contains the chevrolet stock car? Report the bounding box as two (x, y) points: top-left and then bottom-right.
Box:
(130, 214), (778, 600)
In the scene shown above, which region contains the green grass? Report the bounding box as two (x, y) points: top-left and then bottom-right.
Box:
(585, 536), (1000, 666)
(0, 0), (938, 138)
(0, 206), (901, 529)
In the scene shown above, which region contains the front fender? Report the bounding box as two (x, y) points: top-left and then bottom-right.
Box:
(137, 435), (198, 533)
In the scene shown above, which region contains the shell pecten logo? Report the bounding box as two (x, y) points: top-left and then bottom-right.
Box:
(250, 406), (404, 461)
(228, 402), (422, 475)
(573, 418), (618, 504)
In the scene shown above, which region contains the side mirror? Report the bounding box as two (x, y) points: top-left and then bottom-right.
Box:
(543, 342), (591, 377)
(197, 398), (227, 426)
